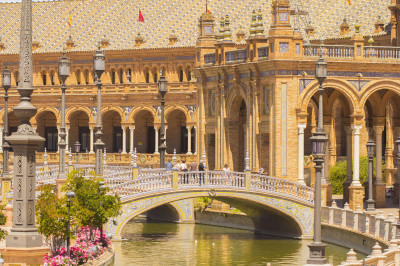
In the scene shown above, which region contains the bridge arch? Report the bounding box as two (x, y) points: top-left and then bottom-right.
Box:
(107, 190), (312, 240)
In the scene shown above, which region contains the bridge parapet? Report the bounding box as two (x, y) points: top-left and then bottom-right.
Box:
(108, 171), (315, 205)
(321, 202), (400, 265)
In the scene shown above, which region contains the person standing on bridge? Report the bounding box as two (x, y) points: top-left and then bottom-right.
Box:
(166, 159), (173, 171)
(198, 160), (205, 186)
(222, 164), (230, 186)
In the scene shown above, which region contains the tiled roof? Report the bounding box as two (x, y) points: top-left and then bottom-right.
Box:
(0, 0), (391, 54)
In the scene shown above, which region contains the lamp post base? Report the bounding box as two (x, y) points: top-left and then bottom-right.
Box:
(306, 242), (329, 265)
(366, 199), (376, 212)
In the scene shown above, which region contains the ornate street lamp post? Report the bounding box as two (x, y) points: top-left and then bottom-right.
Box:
(58, 50), (70, 180)
(2, 66), (11, 178)
(66, 191), (75, 257)
(74, 141), (81, 165)
(93, 46), (105, 176)
(307, 54), (329, 265)
(366, 138), (376, 212)
(158, 70), (167, 168)
(98, 181), (106, 246)
(5, 0), (45, 248)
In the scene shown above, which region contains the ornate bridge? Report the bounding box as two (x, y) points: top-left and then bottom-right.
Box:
(9, 165), (315, 239)
(102, 169), (315, 239)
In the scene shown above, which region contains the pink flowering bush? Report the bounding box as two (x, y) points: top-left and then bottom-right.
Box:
(44, 226), (111, 266)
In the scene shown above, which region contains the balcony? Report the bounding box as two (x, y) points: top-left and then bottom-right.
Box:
(303, 44), (354, 59)
(225, 49), (247, 64)
(204, 53), (216, 65)
(364, 46), (400, 60)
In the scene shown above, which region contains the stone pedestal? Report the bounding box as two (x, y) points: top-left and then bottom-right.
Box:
(1, 247), (49, 265)
(56, 179), (67, 199)
(342, 180), (351, 205)
(325, 183), (332, 207)
(349, 185), (364, 211)
(374, 183), (386, 208)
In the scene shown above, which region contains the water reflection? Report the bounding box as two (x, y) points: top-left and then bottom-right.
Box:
(113, 217), (365, 265)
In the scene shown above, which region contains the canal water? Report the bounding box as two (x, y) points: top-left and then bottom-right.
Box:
(113, 217), (366, 265)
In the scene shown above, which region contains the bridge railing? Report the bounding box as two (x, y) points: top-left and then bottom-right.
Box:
(138, 168), (167, 178)
(251, 174), (314, 204)
(108, 173), (173, 199)
(177, 171), (246, 188)
(103, 170), (133, 187)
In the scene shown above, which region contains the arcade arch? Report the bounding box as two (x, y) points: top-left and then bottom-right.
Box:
(68, 110), (90, 153)
(102, 110), (123, 153)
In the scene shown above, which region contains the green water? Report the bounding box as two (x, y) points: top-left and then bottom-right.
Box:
(113, 217), (366, 265)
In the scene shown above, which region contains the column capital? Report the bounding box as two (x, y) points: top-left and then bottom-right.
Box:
(154, 125), (159, 130)
(373, 125), (385, 135)
(186, 125), (193, 130)
(121, 126), (127, 130)
(297, 123), (306, 133)
(129, 126), (135, 130)
(352, 124), (362, 135)
(344, 125), (352, 134)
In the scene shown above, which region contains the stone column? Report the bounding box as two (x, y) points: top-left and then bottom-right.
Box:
(187, 126), (192, 155)
(349, 124), (364, 210)
(0, 127), (3, 153)
(154, 126), (159, 154)
(374, 125), (386, 208)
(194, 126), (197, 154)
(121, 126), (127, 154)
(66, 126), (70, 152)
(343, 126), (353, 204)
(129, 126), (135, 153)
(297, 123), (306, 185)
(89, 126), (94, 154)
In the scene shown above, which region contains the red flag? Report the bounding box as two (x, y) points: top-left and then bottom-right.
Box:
(138, 9), (144, 22)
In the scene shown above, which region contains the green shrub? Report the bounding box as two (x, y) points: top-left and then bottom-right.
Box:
(329, 156), (379, 195)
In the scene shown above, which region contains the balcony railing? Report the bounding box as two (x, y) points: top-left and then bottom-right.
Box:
(258, 46), (269, 59)
(364, 46), (400, 59)
(204, 53), (216, 65)
(225, 49), (247, 63)
(303, 44), (354, 58)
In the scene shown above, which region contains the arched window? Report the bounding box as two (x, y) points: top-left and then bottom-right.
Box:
(178, 67), (183, 82)
(145, 68), (150, 83)
(42, 71), (47, 85)
(127, 68), (132, 82)
(50, 71), (55, 85)
(111, 69), (116, 84)
(76, 70), (81, 85)
(186, 67), (191, 81)
(153, 68), (158, 83)
(84, 70), (89, 85)
(119, 69), (124, 84)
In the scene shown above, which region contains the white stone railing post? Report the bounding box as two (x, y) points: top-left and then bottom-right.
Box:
(353, 205), (362, 231)
(328, 201), (336, 225)
(342, 203), (349, 228)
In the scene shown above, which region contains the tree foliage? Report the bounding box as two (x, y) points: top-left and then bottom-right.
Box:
(0, 204), (7, 241)
(65, 171), (122, 239)
(36, 184), (69, 251)
(329, 156), (380, 194)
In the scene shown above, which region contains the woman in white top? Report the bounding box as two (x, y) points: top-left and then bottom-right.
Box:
(222, 164), (230, 185)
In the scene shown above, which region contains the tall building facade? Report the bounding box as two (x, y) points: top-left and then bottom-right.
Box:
(0, 0), (399, 195)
